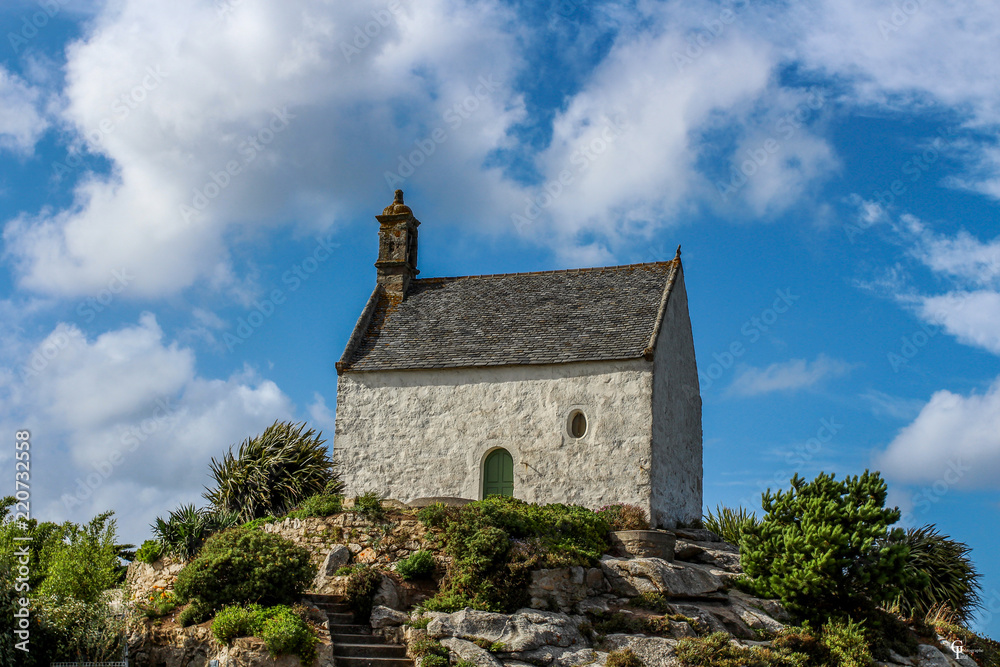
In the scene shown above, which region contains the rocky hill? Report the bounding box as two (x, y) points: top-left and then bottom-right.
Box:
(125, 506), (988, 667)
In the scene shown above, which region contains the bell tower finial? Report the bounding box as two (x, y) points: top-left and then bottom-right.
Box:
(374, 190), (420, 298)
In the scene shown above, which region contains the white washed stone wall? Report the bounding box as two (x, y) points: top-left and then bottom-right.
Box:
(335, 360), (655, 511)
(650, 265), (703, 528)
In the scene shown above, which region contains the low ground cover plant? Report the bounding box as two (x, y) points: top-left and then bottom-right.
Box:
(596, 504), (649, 531)
(418, 496), (609, 612)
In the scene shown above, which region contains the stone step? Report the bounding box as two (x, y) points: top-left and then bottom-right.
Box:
(334, 658), (413, 667)
(320, 604), (352, 613)
(304, 593), (347, 603)
(329, 624), (372, 635)
(335, 644), (409, 659)
(327, 612), (357, 624)
(332, 633), (385, 645)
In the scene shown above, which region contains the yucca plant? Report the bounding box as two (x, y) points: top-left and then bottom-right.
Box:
(151, 504), (240, 561)
(888, 524), (982, 623)
(204, 420), (338, 522)
(703, 504), (760, 548)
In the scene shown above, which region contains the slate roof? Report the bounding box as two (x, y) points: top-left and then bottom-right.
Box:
(337, 259), (681, 373)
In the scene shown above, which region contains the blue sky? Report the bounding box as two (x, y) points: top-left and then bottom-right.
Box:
(1, 0), (999, 636)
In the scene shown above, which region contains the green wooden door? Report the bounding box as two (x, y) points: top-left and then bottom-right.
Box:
(482, 449), (514, 498)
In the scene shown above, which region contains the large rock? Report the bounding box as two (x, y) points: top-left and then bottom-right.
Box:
(600, 634), (683, 667)
(529, 567), (608, 613)
(371, 605), (408, 628)
(441, 637), (505, 667)
(319, 544), (352, 576)
(600, 556), (724, 598)
(508, 646), (607, 667)
(428, 608), (586, 652)
(913, 644), (959, 667)
(374, 574), (402, 609)
(609, 531), (676, 561)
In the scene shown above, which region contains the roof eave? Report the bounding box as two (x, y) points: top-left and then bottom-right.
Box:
(641, 247), (683, 360)
(336, 285), (383, 375)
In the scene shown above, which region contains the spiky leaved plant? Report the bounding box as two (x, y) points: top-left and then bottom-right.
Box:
(152, 504), (240, 561)
(204, 420), (338, 522)
(703, 504), (759, 548)
(888, 524), (982, 623)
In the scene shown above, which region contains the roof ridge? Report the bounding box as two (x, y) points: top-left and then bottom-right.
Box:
(413, 260), (676, 283)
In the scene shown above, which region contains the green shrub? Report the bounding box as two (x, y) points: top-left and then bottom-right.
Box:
(417, 502), (457, 528)
(596, 504), (650, 531)
(178, 599), (212, 627)
(354, 491), (387, 522)
(35, 511), (125, 604)
(288, 493), (343, 519)
(606, 648), (645, 667)
(345, 565), (383, 619)
(135, 539), (164, 564)
(259, 605), (319, 663)
(174, 527), (315, 617)
(740, 471), (911, 622)
(424, 496), (609, 612)
(335, 564), (362, 576)
(152, 504), (240, 561)
(411, 638), (451, 667)
(406, 616), (433, 629)
(397, 550), (436, 579)
(888, 525), (981, 622)
(30, 595), (131, 663)
(703, 505), (760, 548)
(820, 618), (873, 667)
(212, 603), (265, 644)
(676, 631), (810, 667)
(204, 420), (339, 522)
(210, 604), (317, 662)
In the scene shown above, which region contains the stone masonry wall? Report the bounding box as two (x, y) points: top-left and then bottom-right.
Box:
(125, 512), (443, 597)
(335, 360), (655, 512)
(650, 264), (703, 528)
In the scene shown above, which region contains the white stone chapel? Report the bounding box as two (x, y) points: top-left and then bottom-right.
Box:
(333, 191), (702, 528)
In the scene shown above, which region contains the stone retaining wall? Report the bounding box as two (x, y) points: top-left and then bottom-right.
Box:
(125, 511), (444, 598)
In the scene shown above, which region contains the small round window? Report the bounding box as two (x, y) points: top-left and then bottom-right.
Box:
(569, 411), (588, 438)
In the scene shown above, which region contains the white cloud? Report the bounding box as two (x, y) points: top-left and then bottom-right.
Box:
(791, 0), (1000, 197)
(918, 290), (1000, 355)
(0, 314), (296, 543)
(0, 66), (47, 152)
(307, 392), (336, 435)
(729, 354), (855, 397)
(877, 379), (1000, 489)
(4, 0), (526, 298)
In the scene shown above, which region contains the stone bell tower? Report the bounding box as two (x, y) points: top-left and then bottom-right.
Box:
(375, 189), (420, 298)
